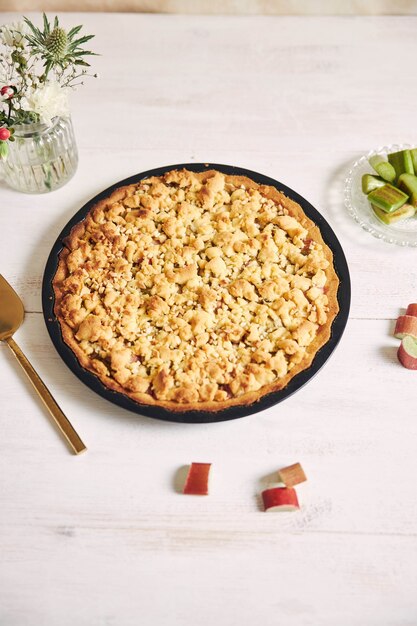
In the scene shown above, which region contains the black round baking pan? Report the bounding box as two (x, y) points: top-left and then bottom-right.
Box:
(42, 162), (351, 423)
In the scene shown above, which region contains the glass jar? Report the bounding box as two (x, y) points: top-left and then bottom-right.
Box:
(1, 116), (78, 194)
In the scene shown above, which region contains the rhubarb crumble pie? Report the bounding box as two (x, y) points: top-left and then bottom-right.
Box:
(53, 169), (339, 411)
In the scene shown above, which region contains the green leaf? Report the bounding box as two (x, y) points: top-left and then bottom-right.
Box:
(53, 15), (59, 30)
(70, 49), (97, 57)
(42, 13), (51, 35)
(24, 35), (37, 45)
(74, 59), (90, 66)
(67, 25), (83, 39)
(43, 12), (51, 35)
(68, 34), (95, 49)
(23, 16), (43, 39)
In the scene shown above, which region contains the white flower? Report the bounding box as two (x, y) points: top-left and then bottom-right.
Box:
(0, 21), (29, 47)
(21, 81), (70, 125)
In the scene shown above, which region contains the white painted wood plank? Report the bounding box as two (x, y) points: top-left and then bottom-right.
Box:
(1, 529), (417, 626)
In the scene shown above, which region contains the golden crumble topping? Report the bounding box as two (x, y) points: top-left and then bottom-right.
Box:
(53, 169), (339, 411)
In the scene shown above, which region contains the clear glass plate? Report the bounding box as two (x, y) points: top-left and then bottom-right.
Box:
(344, 143), (417, 247)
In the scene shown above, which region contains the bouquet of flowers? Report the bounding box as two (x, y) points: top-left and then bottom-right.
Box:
(0, 13), (97, 160)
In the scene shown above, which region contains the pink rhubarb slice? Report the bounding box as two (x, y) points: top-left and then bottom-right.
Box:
(262, 487), (300, 512)
(394, 315), (417, 339)
(183, 462), (211, 495)
(406, 303), (417, 318)
(398, 335), (417, 370)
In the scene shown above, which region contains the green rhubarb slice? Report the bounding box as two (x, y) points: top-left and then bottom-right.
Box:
(410, 148), (417, 173)
(361, 174), (386, 194)
(367, 184), (409, 213)
(397, 173), (417, 207)
(368, 155), (396, 183)
(387, 149), (414, 180)
(371, 203), (415, 224)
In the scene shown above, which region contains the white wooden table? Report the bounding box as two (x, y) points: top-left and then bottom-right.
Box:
(1, 12), (417, 626)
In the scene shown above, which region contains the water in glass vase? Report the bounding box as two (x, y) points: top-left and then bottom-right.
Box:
(2, 116), (78, 194)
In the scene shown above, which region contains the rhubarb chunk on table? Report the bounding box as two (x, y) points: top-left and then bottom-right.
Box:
(262, 487), (300, 512)
(398, 336), (417, 370)
(394, 315), (417, 339)
(183, 462), (212, 495)
(406, 303), (417, 318)
(278, 462), (307, 488)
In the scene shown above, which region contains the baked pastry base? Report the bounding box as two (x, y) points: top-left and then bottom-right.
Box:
(53, 169), (340, 413)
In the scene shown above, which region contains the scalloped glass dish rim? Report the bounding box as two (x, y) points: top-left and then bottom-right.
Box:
(344, 143), (417, 248)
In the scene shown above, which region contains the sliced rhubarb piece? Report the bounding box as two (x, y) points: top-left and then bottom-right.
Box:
(411, 148), (417, 174)
(368, 155), (396, 183)
(406, 303), (417, 317)
(183, 462), (211, 495)
(388, 149), (414, 180)
(398, 335), (417, 370)
(368, 184), (409, 213)
(361, 174), (386, 194)
(262, 486), (300, 512)
(397, 173), (417, 207)
(394, 315), (417, 339)
(371, 203), (415, 224)
(277, 462), (307, 488)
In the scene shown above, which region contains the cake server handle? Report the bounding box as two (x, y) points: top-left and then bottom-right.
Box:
(5, 336), (87, 455)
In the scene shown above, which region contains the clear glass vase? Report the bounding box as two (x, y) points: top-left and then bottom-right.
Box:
(1, 116), (78, 194)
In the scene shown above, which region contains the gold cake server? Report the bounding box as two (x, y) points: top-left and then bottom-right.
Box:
(0, 274), (86, 454)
